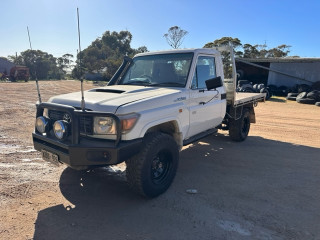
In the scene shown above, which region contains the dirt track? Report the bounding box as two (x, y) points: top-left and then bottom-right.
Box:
(0, 81), (320, 240)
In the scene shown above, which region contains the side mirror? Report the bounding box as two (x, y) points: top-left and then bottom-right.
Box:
(205, 76), (222, 90)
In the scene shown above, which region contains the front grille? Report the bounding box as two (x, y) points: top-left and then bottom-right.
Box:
(48, 110), (64, 121)
(80, 116), (93, 135)
(48, 110), (93, 135)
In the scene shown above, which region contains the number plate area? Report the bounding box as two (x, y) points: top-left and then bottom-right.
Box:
(41, 150), (60, 166)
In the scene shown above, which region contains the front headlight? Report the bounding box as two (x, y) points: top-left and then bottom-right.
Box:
(93, 117), (116, 135)
(93, 113), (139, 135)
(53, 120), (69, 140)
(35, 116), (50, 133)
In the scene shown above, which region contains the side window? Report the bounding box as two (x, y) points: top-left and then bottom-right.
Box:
(191, 56), (216, 89)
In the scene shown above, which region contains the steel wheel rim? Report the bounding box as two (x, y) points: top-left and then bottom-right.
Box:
(151, 150), (172, 185)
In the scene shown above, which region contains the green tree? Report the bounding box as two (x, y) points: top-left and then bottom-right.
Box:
(8, 51), (75, 79)
(134, 46), (149, 55)
(164, 26), (188, 49)
(243, 44), (260, 58)
(267, 44), (291, 58)
(204, 37), (242, 49)
(57, 53), (74, 74)
(14, 50), (60, 79)
(7, 55), (24, 65)
(76, 30), (148, 80)
(204, 37), (242, 78)
(204, 37), (293, 59)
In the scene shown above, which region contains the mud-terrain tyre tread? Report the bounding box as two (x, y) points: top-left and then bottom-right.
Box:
(229, 108), (251, 142)
(126, 132), (179, 198)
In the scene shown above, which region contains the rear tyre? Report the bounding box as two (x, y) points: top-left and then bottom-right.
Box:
(229, 108), (251, 142)
(126, 132), (179, 198)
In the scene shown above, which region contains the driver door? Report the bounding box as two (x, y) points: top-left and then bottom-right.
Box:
(186, 55), (224, 138)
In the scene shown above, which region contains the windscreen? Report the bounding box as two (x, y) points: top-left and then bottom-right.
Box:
(119, 53), (193, 87)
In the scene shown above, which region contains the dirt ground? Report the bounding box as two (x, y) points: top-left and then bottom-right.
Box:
(0, 81), (319, 240)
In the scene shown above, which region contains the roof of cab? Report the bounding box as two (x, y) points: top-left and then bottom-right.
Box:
(134, 48), (220, 58)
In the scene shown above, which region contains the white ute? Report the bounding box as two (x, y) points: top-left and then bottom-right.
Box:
(32, 47), (265, 197)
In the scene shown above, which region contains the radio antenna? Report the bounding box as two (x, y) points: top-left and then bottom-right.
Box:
(27, 26), (42, 103)
(77, 7), (85, 111)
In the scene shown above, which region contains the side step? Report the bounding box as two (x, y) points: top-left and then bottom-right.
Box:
(183, 128), (218, 146)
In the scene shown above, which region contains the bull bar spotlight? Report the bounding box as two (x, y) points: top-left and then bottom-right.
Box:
(53, 120), (69, 140)
(35, 116), (50, 134)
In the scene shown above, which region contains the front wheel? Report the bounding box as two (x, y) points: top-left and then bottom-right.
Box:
(126, 132), (179, 198)
(228, 108), (251, 142)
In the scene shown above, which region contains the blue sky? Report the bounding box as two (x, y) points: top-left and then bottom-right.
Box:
(1, 0), (320, 59)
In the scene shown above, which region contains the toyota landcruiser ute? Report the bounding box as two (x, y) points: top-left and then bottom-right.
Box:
(32, 47), (265, 197)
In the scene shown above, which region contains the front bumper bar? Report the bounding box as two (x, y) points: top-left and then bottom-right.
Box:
(33, 133), (142, 170)
(33, 102), (142, 170)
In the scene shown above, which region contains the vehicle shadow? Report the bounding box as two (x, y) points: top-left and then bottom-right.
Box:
(33, 133), (320, 240)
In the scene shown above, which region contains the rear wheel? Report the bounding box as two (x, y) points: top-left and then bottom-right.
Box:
(126, 132), (179, 198)
(229, 108), (251, 142)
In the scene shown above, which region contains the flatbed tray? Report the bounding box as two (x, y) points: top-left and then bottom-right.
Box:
(233, 92), (266, 107)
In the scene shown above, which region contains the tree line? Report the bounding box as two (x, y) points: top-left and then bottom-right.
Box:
(72, 30), (148, 80)
(203, 37), (292, 58)
(8, 51), (73, 80)
(5, 28), (294, 81)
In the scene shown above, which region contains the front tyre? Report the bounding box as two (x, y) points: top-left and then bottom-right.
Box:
(229, 108), (251, 142)
(126, 132), (179, 198)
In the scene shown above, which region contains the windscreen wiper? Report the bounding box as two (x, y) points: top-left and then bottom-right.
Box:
(123, 81), (151, 86)
(149, 82), (184, 87)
